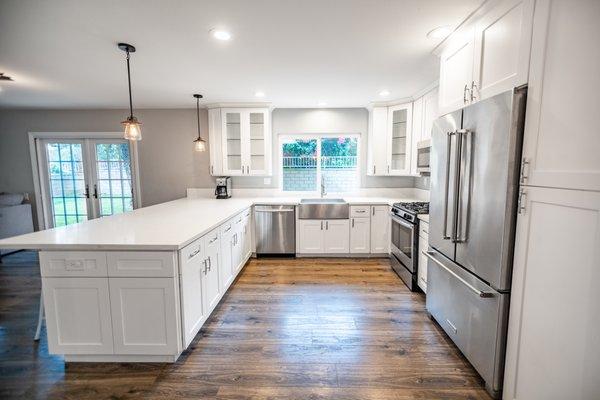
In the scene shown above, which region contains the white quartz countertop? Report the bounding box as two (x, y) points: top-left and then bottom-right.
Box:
(0, 196), (421, 251)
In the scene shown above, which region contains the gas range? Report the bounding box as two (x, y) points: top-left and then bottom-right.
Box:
(391, 202), (429, 224)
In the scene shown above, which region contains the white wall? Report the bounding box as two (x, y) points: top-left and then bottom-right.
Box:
(232, 108), (415, 189)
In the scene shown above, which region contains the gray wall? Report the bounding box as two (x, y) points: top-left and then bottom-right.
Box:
(233, 108), (415, 189)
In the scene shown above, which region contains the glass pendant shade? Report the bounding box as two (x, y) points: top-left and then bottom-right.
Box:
(122, 116), (142, 141)
(193, 137), (207, 152)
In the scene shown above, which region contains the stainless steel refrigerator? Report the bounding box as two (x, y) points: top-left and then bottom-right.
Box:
(425, 86), (527, 399)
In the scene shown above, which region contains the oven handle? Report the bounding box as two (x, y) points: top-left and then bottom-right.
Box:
(424, 250), (494, 298)
(390, 213), (416, 230)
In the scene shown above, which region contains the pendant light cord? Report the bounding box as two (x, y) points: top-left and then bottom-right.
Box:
(126, 50), (134, 119)
(196, 96), (201, 139)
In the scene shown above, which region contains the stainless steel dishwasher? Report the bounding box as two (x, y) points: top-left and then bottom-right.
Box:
(254, 205), (296, 255)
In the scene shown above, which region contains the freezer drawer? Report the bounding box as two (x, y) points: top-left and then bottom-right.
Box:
(425, 249), (509, 399)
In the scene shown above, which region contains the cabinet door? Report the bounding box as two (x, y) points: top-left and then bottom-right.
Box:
(503, 186), (600, 400)
(203, 230), (221, 314)
(422, 87), (439, 142)
(109, 277), (180, 355)
(324, 219), (350, 253)
(520, 0), (600, 192)
(297, 219), (325, 253)
(219, 222), (235, 290)
(370, 205), (390, 253)
(387, 103), (413, 176)
(208, 108), (223, 176)
(43, 277), (113, 355)
(350, 217), (370, 253)
(247, 110), (271, 176)
(439, 29), (475, 114)
(221, 109), (244, 176)
(472, 0), (534, 102)
(417, 234), (428, 293)
(179, 243), (206, 348)
(243, 212), (252, 259)
(410, 97), (424, 175)
(367, 107), (389, 176)
(231, 216), (245, 274)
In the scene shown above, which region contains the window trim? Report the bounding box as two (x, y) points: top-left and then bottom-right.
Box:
(278, 133), (361, 195)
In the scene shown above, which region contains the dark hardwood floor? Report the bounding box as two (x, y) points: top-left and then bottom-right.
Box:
(0, 252), (491, 399)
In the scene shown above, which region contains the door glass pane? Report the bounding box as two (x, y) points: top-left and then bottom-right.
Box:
(391, 109), (407, 171)
(282, 139), (317, 192)
(320, 137), (358, 192)
(95, 143), (134, 217)
(225, 112), (242, 172)
(45, 142), (88, 227)
(249, 112), (265, 172)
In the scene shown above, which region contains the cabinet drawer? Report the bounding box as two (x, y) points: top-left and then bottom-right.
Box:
(419, 220), (429, 239)
(107, 252), (177, 277)
(40, 251), (108, 277)
(180, 238), (203, 264)
(350, 205), (371, 218)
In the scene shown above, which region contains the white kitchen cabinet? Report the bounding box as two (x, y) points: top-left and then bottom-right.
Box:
(520, 0), (600, 192)
(42, 277), (114, 355)
(202, 229), (221, 314)
(109, 277), (180, 355)
(179, 238), (206, 348)
(350, 217), (370, 253)
(323, 219), (350, 253)
(417, 221), (429, 293)
(219, 220), (235, 290)
(220, 108), (271, 176)
(241, 210), (252, 260)
(439, 0), (534, 114)
(367, 106), (388, 176)
(410, 87), (439, 175)
(439, 28), (476, 113)
(421, 88), (439, 142)
(387, 103), (413, 176)
(297, 219), (325, 253)
(370, 205), (389, 254)
(503, 186), (600, 400)
(208, 108), (223, 176)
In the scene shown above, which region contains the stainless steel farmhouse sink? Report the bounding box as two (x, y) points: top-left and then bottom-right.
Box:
(298, 198), (349, 219)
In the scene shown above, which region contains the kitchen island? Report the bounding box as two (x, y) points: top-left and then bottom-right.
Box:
(0, 195), (421, 363)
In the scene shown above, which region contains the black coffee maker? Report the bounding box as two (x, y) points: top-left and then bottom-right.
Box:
(215, 177), (232, 199)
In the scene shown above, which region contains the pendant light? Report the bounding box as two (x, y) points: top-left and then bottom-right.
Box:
(193, 94), (207, 152)
(118, 43), (142, 141)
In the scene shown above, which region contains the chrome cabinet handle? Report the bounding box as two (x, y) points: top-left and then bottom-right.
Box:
(326, 221), (329, 230)
(211, 165), (214, 174)
(520, 158), (530, 184)
(84, 184), (90, 199)
(470, 81), (477, 102)
(207, 256), (212, 271)
(424, 251), (493, 298)
(356, 210), (366, 213)
(518, 189), (527, 214)
(188, 247), (201, 259)
(352, 218), (355, 228)
(387, 165), (390, 174)
(224, 226), (231, 232)
(209, 235), (218, 244)
(372, 207), (375, 216)
(463, 84), (471, 104)
(373, 165), (376, 174)
(320, 221), (323, 230)
(202, 259), (208, 274)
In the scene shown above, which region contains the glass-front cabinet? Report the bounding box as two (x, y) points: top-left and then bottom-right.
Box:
(218, 107), (271, 176)
(386, 103), (413, 175)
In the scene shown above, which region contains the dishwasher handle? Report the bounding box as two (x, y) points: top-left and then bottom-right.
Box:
(255, 209), (294, 213)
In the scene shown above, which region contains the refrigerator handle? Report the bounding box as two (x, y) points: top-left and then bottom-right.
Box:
(455, 129), (471, 243)
(443, 131), (454, 240)
(450, 130), (463, 243)
(425, 250), (494, 298)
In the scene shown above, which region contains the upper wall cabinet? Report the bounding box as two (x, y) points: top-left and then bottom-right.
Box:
(367, 102), (413, 176)
(410, 87), (439, 175)
(439, 0), (534, 114)
(208, 106), (271, 176)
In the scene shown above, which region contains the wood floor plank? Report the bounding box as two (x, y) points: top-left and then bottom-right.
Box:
(0, 252), (492, 399)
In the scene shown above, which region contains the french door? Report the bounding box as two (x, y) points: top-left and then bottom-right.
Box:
(37, 138), (137, 228)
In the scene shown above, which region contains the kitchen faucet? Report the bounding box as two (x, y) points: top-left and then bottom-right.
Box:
(321, 175), (326, 198)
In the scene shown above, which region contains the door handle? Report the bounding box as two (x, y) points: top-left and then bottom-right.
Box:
(84, 184), (90, 199)
(442, 132), (454, 240)
(424, 251), (494, 298)
(202, 259), (208, 274)
(207, 256), (212, 271)
(93, 184), (98, 199)
(352, 218), (354, 228)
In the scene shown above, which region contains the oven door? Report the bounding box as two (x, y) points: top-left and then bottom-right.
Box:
(390, 213), (417, 272)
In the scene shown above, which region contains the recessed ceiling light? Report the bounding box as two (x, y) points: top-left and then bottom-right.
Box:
(426, 25), (453, 39)
(255, 91), (265, 98)
(210, 29), (232, 41)
(318, 101), (327, 107)
(379, 90), (390, 97)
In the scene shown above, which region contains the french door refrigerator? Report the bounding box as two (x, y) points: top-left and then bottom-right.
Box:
(425, 86), (527, 399)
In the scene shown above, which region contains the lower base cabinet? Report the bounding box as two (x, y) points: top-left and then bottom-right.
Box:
(350, 217), (370, 253)
(297, 219), (350, 254)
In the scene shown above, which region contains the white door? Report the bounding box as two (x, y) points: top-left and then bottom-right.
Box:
(42, 277), (114, 355)
(386, 103), (413, 176)
(179, 241), (206, 348)
(368, 107), (389, 176)
(203, 229), (221, 314)
(241, 210), (252, 259)
(439, 28), (475, 113)
(370, 205), (390, 253)
(37, 138), (137, 228)
(472, 0), (534, 102)
(297, 219), (325, 253)
(324, 219), (350, 253)
(109, 277), (180, 355)
(520, 0), (600, 192)
(350, 217), (370, 253)
(219, 222), (235, 290)
(503, 186), (600, 400)
(247, 109), (271, 176)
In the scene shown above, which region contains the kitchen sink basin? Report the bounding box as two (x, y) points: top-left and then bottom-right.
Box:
(298, 198), (349, 219)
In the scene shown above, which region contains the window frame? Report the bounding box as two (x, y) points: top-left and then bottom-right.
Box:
(278, 133), (361, 196)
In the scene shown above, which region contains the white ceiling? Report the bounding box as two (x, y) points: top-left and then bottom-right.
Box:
(0, 0), (482, 109)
